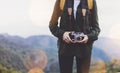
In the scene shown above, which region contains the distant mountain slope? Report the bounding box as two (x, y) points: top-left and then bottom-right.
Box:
(0, 45), (26, 72)
(91, 47), (110, 62)
(0, 34), (120, 72)
(26, 35), (57, 49)
(94, 37), (120, 59)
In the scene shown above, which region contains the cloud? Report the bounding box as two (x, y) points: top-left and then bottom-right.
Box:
(97, 0), (120, 38)
(0, 0), (120, 38)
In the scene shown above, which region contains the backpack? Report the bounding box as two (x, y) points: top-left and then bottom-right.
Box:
(60, 0), (93, 10)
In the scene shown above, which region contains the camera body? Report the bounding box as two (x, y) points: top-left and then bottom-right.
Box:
(69, 32), (84, 42)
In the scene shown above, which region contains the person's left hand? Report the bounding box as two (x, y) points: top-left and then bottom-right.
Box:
(76, 35), (89, 43)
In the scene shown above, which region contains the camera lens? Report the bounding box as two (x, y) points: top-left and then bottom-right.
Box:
(77, 37), (80, 40)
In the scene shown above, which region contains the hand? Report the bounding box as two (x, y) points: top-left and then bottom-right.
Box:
(63, 31), (72, 43)
(76, 35), (89, 44)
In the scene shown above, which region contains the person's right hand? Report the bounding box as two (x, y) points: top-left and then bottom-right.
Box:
(63, 31), (72, 43)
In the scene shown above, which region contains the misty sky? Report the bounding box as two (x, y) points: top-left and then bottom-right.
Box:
(0, 0), (120, 39)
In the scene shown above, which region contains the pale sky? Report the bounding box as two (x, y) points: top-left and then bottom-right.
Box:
(0, 0), (120, 39)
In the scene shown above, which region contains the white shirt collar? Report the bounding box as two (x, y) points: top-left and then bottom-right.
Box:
(74, 0), (80, 19)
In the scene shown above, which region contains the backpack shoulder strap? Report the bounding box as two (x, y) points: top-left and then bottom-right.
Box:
(60, 0), (93, 10)
(60, 0), (65, 10)
(87, 0), (93, 10)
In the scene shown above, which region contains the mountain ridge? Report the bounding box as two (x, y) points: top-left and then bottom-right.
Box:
(0, 34), (120, 72)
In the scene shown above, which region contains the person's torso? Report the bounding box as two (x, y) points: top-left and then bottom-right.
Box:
(60, 0), (91, 34)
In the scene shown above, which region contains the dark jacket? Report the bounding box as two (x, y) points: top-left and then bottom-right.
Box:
(49, 0), (100, 58)
(68, 0), (87, 9)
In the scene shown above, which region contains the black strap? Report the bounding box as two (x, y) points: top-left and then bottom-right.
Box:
(83, 16), (86, 34)
(68, 8), (87, 33)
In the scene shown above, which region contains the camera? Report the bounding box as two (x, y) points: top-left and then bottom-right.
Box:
(69, 32), (84, 42)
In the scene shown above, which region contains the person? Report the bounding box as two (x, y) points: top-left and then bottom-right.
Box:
(49, 0), (100, 73)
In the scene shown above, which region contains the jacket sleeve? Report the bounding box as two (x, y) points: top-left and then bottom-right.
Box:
(87, 0), (100, 41)
(49, 0), (65, 39)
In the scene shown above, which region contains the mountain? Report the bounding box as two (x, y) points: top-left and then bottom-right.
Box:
(0, 46), (26, 72)
(0, 34), (120, 72)
(94, 37), (120, 59)
(26, 35), (57, 49)
(91, 46), (110, 62)
(0, 34), (58, 72)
